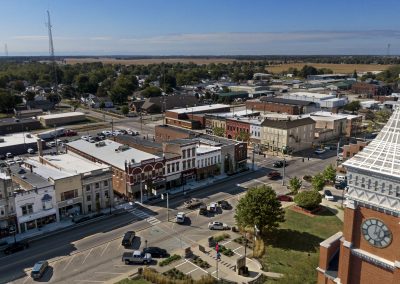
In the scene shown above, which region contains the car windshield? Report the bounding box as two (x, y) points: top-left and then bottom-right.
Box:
(33, 262), (44, 271)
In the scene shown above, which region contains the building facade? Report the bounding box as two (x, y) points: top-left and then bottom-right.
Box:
(0, 172), (15, 237)
(317, 107), (400, 283)
(261, 117), (316, 153)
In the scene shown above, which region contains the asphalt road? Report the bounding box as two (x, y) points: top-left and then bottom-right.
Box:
(0, 151), (336, 283)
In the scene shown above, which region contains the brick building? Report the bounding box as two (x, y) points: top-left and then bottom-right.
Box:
(317, 108), (400, 283)
(66, 139), (165, 200)
(225, 118), (251, 140)
(245, 97), (318, 115)
(342, 140), (369, 159)
(351, 82), (392, 97)
(0, 118), (41, 135)
(165, 104), (230, 129)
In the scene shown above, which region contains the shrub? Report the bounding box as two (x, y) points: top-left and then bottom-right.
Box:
(159, 254), (181, 267)
(294, 190), (322, 210)
(214, 245), (234, 257)
(311, 173), (325, 191)
(252, 239), (265, 258)
(192, 255), (211, 269)
(213, 233), (230, 242)
(163, 268), (190, 280)
(303, 175), (312, 182)
(233, 236), (253, 248)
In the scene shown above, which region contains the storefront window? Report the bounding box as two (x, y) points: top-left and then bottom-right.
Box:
(21, 204), (33, 215)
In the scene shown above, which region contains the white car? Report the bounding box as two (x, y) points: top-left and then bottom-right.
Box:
(336, 175), (346, 182)
(175, 212), (186, 224)
(14, 157), (23, 163)
(208, 221), (229, 230)
(209, 202), (217, 212)
(88, 138), (96, 143)
(102, 130), (112, 136)
(5, 152), (13, 159)
(324, 190), (335, 201)
(27, 148), (35, 154)
(314, 149), (326, 155)
(46, 141), (56, 147)
(81, 135), (89, 141)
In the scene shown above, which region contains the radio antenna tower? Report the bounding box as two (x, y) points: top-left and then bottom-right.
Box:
(4, 44), (8, 56)
(46, 10), (58, 89)
(387, 43), (391, 57)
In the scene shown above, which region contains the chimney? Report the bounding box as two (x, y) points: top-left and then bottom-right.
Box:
(37, 138), (43, 157)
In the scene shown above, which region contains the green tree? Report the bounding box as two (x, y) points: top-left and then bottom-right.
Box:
(121, 105), (129, 115)
(235, 186), (285, 235)
(0, 89), (22, 113)
(212, 127), (225, 137)
(10, 80), (26, 92)
(323, 164), (336, 184)
(25, 91), (36, 101)
(364, 110), (375, 121)
(294, 190), (322, 210)
(99, 101), (105, 109)
(311, 173), (325, 191)
(47, 93), (61, 105)
(375, 109), (391, 123)
(289, 176), (302, 195)
(141, 86), (162, 98)
(236, 130), (250, 142)
(353, 70), (358, 79)
(344, 100), (361, 114)
(299, 65), (318, 78)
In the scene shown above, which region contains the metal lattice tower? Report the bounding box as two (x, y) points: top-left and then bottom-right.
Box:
(4, 44), (8, 56)
(46, 10), (58, 89)
(387, 43), (391, 57)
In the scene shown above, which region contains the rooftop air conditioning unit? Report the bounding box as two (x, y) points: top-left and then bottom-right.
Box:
(0, 138), (4, 143)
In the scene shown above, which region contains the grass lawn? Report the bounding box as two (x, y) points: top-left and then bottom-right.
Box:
(262, 206), (343, 284)
(115, 278), (151, 284)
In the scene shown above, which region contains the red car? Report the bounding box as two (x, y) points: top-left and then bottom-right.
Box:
(268, 171), (281, 180)
(277, 195), (293, 202)
(65, 130), (77, 136)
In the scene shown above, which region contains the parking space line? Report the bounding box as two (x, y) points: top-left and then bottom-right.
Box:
(232, 246), (242, 252)
(100, 242), (110, 257)
(74, 280), (105, 283)
(221, 240), (232, 246)
(186, 267), (198, 275)
(64, 255), (75, 271)
(113, 264), (127, 268)
(82, 248), (93, 264)
(186, 259), (216, 278)
(94, 272), (124, 275)
(175, 260), (188, 268)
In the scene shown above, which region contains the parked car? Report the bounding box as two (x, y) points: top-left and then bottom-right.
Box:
(175, 212), (186, 224)
(335, 181), (347, 189)
(336, 175), (346, 182)
(143, 247), (167, 258)
(102, 130), (112, 136)
(324, 190), (334, 201)
(314, 149), (326, 155)
(218, 200), (231, 210)
(122, 250), (152, 265)
(27, 148), (35, 154)
(88, 138), (96, 143)
(183, 198), (202, 209)
(5, 152), (13, 159)
(199, 204), (208, 215)
(65, 130), (77, 136)
(268, 171), (281, 180)
(273, 160), (288, 168)
(3, 241), (29, 255)
(14, 157), (23, 163)
(122, 231), (136, 247)
(277, 195), (293, 202)
(31, 260), (48, 280)
(81, 136), (89, 141)
(208, 221), (229, 230)
(209, 202), (217, 212)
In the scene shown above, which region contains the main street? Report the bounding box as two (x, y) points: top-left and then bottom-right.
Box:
(0, 152), (336, 283)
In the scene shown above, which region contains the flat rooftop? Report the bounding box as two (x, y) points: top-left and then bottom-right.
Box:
(67, 139), (160, 169)
(287, 92), (336, 100)
(38, 112), (85, 119)
(167, 104), (230, 114)
(0, 132), (38, 148)
(10, 164), (53, 187)
(26, 158), (73, 180)
(206, 110), (259, 118)
(196, 145), (220, 154)
(31, 153), (110, 175)
(0, 117), (39, 126)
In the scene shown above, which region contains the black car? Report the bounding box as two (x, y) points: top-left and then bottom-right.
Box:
(143, 247), (167, 258)
(3, 241), (29, 255)
(335, 181), (347, 189)
(218, 200), (231, 210)
(199, 204), (208, 215)
(122, 231), (136, 247)
(273, 160), (288, 168)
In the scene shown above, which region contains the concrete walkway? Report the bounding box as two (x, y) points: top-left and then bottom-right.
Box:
(321, 198), (344, 222)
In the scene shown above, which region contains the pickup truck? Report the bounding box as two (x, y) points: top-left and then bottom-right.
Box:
(122, 250), (152, 265)
(184, 198), (202, 209)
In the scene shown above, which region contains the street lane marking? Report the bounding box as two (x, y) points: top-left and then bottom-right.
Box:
(82, 248), (93, 264)
(22, 276), (31, 284)
(94, 272), (124, 275)
(64, 255), (76, 271)
(100, 242), (110, 257)
(74, 281), (104, 283)
(186, 267), (198, 274)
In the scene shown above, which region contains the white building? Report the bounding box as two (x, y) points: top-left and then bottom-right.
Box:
(343, 107), (400, 213)
(196, 144), (221, 180)
(282, 91), (348, 109)
(0, 172), (15, 232)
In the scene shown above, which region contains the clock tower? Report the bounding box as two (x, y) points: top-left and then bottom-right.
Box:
(317, 107), (400, 284)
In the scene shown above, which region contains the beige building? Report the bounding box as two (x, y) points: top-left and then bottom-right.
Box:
(260, 117), (316, 153)
(38, 112), (86, 127)
(310, 114), (347, 142)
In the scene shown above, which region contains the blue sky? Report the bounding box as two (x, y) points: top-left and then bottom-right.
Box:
(1, 0), (400, 55)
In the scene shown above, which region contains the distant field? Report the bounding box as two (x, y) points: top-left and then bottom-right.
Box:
(267, 63), (392, 74)
(65, 57), (244, 65)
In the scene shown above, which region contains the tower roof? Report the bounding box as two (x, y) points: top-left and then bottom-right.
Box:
(344, 107), (400, 179)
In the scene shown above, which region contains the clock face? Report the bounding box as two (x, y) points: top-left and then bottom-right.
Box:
(361, 218), (392, 248)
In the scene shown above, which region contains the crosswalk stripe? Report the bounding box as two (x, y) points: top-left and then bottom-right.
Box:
(128, 209), (161, 225)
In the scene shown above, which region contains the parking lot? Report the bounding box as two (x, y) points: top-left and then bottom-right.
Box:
(12, 196), (239, 284)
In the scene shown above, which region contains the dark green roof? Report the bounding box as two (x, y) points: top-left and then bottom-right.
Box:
(217, 91), (248, 97)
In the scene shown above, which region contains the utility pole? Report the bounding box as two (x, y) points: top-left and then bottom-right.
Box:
(252, 148), (255, 171)
(4, 44), (8, 57)
(282, 157), (286, 186)
(166, 192), (169, 222)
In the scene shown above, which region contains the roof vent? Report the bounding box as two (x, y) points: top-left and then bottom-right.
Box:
(0, 138), (4, 143)
(131, 158), (135, 163)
